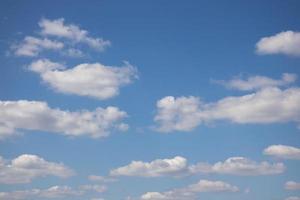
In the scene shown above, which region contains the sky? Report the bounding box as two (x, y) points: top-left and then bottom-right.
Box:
(0, 0), (300, 200)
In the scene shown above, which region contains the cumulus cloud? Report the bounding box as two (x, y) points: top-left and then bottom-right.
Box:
(263, 145), (300, 160)
(215, 73), (297, 91)
(39, 18), (111, 51)
(110, 156), (284, 178)
(285, 181), (300, 190)
(189, 157), (285, 176)
(256, 31), (300, 56)
(154, 87), (300, 132)
(0, 100), (128, 139)
(28, 59), (138, 100)
(0, 154), (74, 184)
(110, 156), (188, 177)
(88, 175), (117, 183)
(140, 180), (239, 200)
(285, 197), (300, 200)
(12, 36), (64, 57)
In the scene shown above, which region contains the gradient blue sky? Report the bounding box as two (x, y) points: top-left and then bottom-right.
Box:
(0, 1), (300, 200)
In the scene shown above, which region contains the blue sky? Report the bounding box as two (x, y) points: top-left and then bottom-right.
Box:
(0, 0), (300, 200)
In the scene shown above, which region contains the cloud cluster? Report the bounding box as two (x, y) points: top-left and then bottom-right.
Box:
(110, 156), (284, 177)
(264, 145), (300, 160)
(256, 31), (300, 56)
(215, 73), (297, 91)
(154, 87), (300, 132)
(0, 184), (106, 200)
(0, 154), (74, 184)
(0, 100), (128, 139)
(140, 179), (239, 200)
(28, 59), (138, 100)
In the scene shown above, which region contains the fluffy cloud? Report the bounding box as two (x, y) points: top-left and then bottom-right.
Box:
(28, 59), (138, 100)
(256, 31), (300, 56)
(0, 100), (128, 139)
(189, 157), (285, 176)
(263, 145), (300, 160)
(110, 156), (284, 177)
(154, 87), (300, 132)
(12, 36), (64, 57)
(0, 154), (74, 184)
(285, 197), (300, 200)
(39, 18), (111, 51)
(110, 156), (188, 177)
(285, 181), (300, 190)
(215, 73), (297, 91)
(140, 180), (239, 200)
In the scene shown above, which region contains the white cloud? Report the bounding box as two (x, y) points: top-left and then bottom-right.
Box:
(256, 31), (300, 56)
(189, 157), (285, 176)
(39, 18), (111, 51)
(154, 87), (300, 132)
(110, 156), (284, 177)
(263, 145), (300, 160)
(0, 100), (128, 139)
(140, 180), (239, 200)
(88, 175), (117, 183)
(28, 59), (138, 100)
(0, 185), (84, 200)
(12, 36), (64, 57)
(215, 73), (297, 91)
(110, 156), (188, 177)
(285, 197), (300, 200)
(0, 154), (74, 184)
(79, 184), (107, 193)
(285, 181), (300, 190)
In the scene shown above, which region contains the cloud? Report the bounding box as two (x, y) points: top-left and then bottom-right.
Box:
(263, 145), (300, 160)
(0, 100), (128, 139)
(79, 185), (107, 193)
(110, 156), (284, 177)
(88, 175), (118, 183)
(285, 181), (300, 190)
(63, 48), (85, 57)
(285, 197), (300, 200)
(215, 73), (297, 91)
(12, 36), (64, 57)
(154, 87), (300, 132)
(39, 18), (111, 51)
(0, 185), (89, 200)
(189, 157), (285, 176)
(140, 180), (239, 200)
(28, 59), (138, 100)
(0, 154), (74, 184)
(256, 31), (300, 56)
(110, 156), (188, 177)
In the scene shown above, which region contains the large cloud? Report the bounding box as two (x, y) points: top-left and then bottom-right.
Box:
(0, 154), (74, 184)
(28, 59), (138, 100)
(110, 156), (188, 177)
(264, 145), (300, 160)
(154, 87), (300, 132)
(0, 100), (128, 139)
(189, 157), (285, 176)
(12, 36), (64, 57)
(39, 18), (111, 51)
(140, 179), (239, 200)
(215, 73), (297, 91)
(256, 31), (300, 56)
(110, 156), (284, 177)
